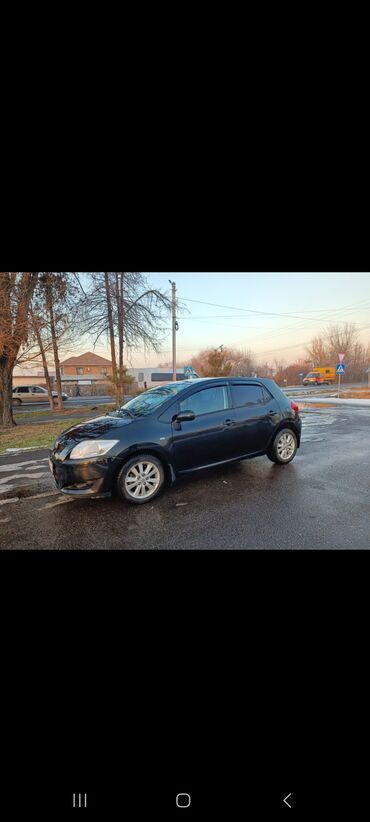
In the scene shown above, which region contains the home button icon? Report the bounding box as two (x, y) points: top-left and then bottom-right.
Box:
(176, 793), (191, 808)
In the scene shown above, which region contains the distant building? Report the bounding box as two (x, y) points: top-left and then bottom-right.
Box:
(126, 367), (199, 389)
(60, 352), (113, 385)
(13, 365), (55, 388)
(12, 358), (200, 394)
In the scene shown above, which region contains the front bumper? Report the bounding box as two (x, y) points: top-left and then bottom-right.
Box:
(49, 452), (114, 498)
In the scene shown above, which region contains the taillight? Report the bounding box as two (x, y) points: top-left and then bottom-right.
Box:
(291, 401), (299, 415)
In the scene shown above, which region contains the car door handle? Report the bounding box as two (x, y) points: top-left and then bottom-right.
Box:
(268, 410), (275, 415)
(223, 418), (235, 427)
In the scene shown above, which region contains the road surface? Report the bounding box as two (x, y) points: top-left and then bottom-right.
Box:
(13, 395), (114, 414)
(1, 405), (369, 549)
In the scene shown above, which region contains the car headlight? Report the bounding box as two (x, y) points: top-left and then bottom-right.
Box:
(69, 440), (119, 459)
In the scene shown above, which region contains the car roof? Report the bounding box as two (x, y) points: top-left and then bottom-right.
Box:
(153, 377), (268, 389)
(14, 384), (48, 391)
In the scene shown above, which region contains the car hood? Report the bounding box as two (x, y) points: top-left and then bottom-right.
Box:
(54, 414), (135, 447)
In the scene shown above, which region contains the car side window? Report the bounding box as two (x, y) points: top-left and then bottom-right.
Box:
(261, 386), (274, 403)
(179, 386), (230, 417)
(19, 386), (29, 394)
(231, 384), (265, 407)
(32, 387), (44, 393)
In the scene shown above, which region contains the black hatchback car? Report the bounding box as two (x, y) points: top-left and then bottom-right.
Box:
(49, 378), (302, 504)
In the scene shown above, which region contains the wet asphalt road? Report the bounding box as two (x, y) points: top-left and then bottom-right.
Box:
(0, 406), (369, 549)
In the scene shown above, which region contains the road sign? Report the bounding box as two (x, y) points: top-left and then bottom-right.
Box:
(338, 353), (345, 363)
(335, 363), (346, 374)
(184, 365), (194, 377)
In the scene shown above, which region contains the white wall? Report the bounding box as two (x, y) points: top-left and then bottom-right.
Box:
(127, 368), (193, 388)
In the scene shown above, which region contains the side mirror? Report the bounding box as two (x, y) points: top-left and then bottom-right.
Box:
(174, 410), (195, 423)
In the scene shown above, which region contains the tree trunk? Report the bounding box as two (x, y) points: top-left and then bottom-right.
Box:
(115, 272), (125, 405)
(32, 313), (55, 411)
(46, 283), (64, 413)
(0, 359), (16, 427)
(0, 271), (38, 428)
(104, 273), (119, 403)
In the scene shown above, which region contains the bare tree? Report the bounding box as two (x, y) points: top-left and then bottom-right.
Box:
(274, 358), (308, 386)
(305, 335), (330, 367)
(30, 309), (55, 411)
(307, 323), (368, 381)
(0, 272), (39, 427)
(17, 274), (82, 410)
(257, 362), (275, 379)
(38, 273), (72, 412)
(226, 347), (257, 376)
(325, 323), (358, 361)
(81, 273), (172, 405)
(191, 346), (256, 377)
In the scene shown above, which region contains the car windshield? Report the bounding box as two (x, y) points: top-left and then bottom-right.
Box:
(116, 382), (192, 417)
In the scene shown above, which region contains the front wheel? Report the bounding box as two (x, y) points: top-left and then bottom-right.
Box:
(267, 429), (298, 465)
(116, 454), (165, 504)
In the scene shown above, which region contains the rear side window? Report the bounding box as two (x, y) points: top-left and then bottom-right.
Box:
(231, 384), (266, 407)
(180, 386), (230, 416)
(261, 386), (274, 402)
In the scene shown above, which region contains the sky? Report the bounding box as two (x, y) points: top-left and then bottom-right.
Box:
(69, 273), (370, 367)
(125, 272), (370, 367)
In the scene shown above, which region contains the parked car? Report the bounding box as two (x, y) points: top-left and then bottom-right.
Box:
(49, 378), (302, 504)
(12, 385), (69, 405)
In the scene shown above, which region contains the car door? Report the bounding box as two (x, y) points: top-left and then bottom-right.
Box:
(30, 386), (47, 402)
(229, 383), (282, 457)
(17, 386), (31, 403)
(171, 384), (235, 472)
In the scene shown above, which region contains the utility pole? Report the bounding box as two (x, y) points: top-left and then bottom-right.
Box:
(169, 280), (177, 381)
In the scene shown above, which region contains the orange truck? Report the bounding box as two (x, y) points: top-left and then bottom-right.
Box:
(303, 367), (336, 385)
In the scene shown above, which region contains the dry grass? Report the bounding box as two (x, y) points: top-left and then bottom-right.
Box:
(15, 403), (115, 420)
(0, 419), (84, 453)
(340, 390), (370, 399)
(0, 404), (120, 453)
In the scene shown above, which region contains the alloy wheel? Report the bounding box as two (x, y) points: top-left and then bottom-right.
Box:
(276, 432), (296, 461)
(124, 460), (161, 500)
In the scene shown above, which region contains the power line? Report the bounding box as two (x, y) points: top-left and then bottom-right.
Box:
(232, 323), (370, 358)
(178, 296), (370, 324)
(158, 323), (370, 360)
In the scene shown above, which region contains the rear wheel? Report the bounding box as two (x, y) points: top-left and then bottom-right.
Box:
(116, 454), (165, 504)
(267, 429), (298, 465)
(13, 397), (21, 406)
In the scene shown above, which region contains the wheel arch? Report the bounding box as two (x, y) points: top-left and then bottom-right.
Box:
(112, 445), (176, 488)
(268, 420), (301, 450)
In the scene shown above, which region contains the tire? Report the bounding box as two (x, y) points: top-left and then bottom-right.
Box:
(267, 428), (298, 465)
(116, 454), (165, 504)
(13, 398), (21, 406)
